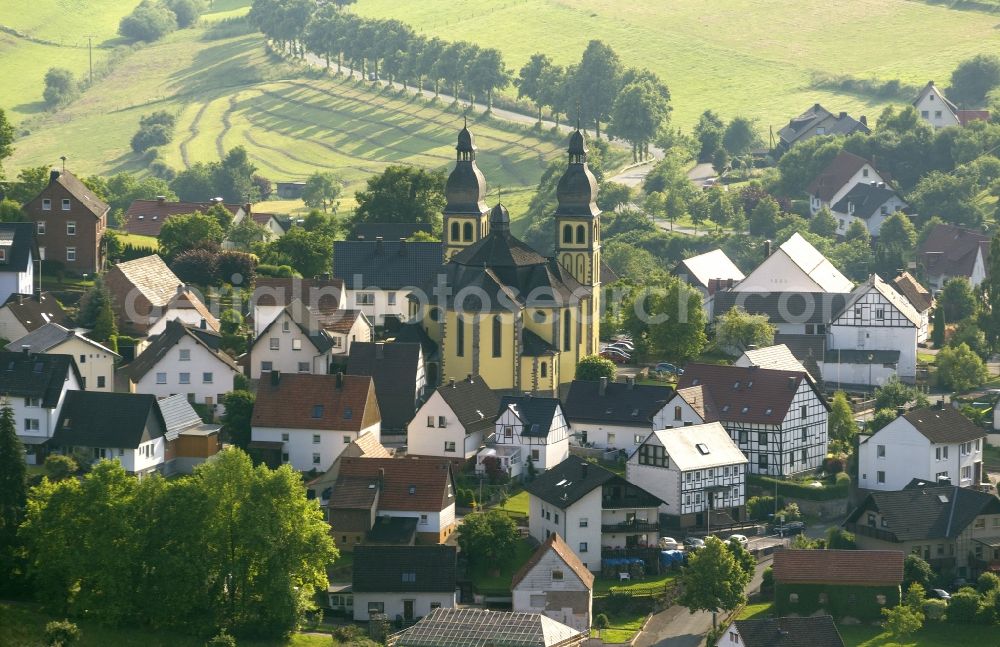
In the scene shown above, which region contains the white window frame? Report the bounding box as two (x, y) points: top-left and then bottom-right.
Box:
(66, 247), (76, 262)
(41, 199), (51, 211)
(61, 198), (71, 211)
(66, 221), (76, 235)
(36, 221), (46, 234)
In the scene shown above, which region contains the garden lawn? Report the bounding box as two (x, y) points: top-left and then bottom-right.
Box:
(838, 623), (995, 647)
(354, 0), (1000, 130)
(115, 232), (159, 250)
(590, 609), (647, 643)
(593, 571), (677, 597)
(469, 537), (535, 596)
(495, 490), (529, 516)
(0, 602), (337, 647)
(736, 602), (772, 620)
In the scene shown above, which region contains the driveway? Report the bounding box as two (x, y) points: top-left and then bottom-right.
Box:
(686, 162), (716, 187)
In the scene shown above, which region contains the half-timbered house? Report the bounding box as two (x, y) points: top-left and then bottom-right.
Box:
(489, 395), (570, 473)
(676, 364), (829, 476)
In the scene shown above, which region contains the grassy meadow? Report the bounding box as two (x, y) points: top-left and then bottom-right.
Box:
(353, 0), (1000, 129)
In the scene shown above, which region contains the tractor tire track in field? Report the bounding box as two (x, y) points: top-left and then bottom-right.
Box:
(178, 100), (211, 169)
(216, 95), (237, 160)
(241, 129), (378, 177)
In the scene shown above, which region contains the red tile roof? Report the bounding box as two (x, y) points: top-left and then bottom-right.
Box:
(958, 110), (990, 126)
(123, 199), (242, 236)
(252, 372), (379, 431)
(772, 549), (903, 585)
(677, 363), (825, 424)
(335, 456), (453, 512)
(251, 278), (345, 318)
(806, 151), (871, 203)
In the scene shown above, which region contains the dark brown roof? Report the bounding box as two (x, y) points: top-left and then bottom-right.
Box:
(49, 170), (108, 218)
(958, 110), (991, 126)
(125, 319), (237, 381)
(918, 223), (990, 280)
(806, 151), (871, 202)
(900, 406), (985, 444)
(435, 375), (500, 436)
(325, 309), (365, 335)
(251, 372), (380, 432)
(734, 616), (844, 647)
(891, 272), (933, 312)
(251, 278), (344, 321)
(673, 385), (719, 423)
(772, 549), (903, 585)
(335, 456), (454, 512)
(123, 199), (241, 236)
(677, 364), (827, 424)
(511, 533), (594, 589)
(346, 342), (422, 431)
(0, 292), (68, 332)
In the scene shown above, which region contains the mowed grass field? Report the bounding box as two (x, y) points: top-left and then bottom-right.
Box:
(353, 0), (1000, 129)
(6, 0), (570, 220)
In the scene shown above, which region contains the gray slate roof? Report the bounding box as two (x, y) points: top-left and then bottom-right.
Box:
(563, 380), (673, 426)
(734, 616), (845, 647)
(713, 291), (849, 325)
(157, 393), (219, 442)
(0, 293), (68, 333)
(6, 322), (118, 356)
(831, 182), (901, 219)
(346, 341), (422, 431)
(0, 223), (36, 273)
(0, 351), (80, 406)
(350, 222), (432, 241)
(901, 406), (985, 444)
(352, 545), (456, 593)
(52, 391), (163, 449)
(847, 485), (1000, 541)
(126, 320), (238, 381)
(334, 239), (443, 290)
(498, 395), (561, 437)
(526, 457), (662, 510)
(436, 375), (500, 435)
(389, 609), (584, 647)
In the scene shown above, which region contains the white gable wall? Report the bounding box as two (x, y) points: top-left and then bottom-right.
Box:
(132, 334), (237, 407)
(652, 395), (705, 430)
(252, 421), (380, 472)
(495, 406), (570, 471)
(407, 390), (485, 459)
(915, 90), (960, 128)
(512, 548), (592, 633)
(809, 163), (886, 215)
(250, 309), (333, 379)
(828, 288), (918, 381)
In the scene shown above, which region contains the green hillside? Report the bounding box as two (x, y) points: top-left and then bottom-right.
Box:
(5, 1), (571, 217)
(353, 0), (1000, 129)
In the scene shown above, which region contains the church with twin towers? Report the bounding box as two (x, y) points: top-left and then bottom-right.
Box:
(410, 125), (603, 396)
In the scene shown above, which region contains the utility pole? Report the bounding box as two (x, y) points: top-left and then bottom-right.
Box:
(86, 36), (94, 85)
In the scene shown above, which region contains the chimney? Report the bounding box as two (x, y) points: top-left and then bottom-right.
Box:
(839, 111), (847, 119)
(896, 406), (905, 416)
(49, 169), (60, 182)
(156, 195), (166, 204)
(336, 371), (344, 389)
(270, 370), (281, 386)
(598, 376), (608, 397)
(860, 115), (868, 126)
(787, 376), (796, 390)
(466, 374), (473, 383)
(375, 236), (384, 254)
(21, 344), (30, 355)
(176, 283), (185, 295)
(936, 399), (945, 409)
(378, 467), (385, 488)
(399, 238), (407, 256)
(17, 294), (23, 305)
(375, 342), (384, 360)
(581, 462), (588, 479)
(764, 240), (772, 257)
(449, 378), (456, 388)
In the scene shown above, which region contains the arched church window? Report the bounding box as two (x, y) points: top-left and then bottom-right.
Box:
(576, 225), (585, 244)
(429, 307), (441, 322)
(451, 222), (460, 242)
(463, 222), (474, 242)
(563, 224), (573, 244)
(563, 313), (572, 351)
(492, 315), (502, 358)
(576, 254), (585, 280)
(540, 362), (548, 378)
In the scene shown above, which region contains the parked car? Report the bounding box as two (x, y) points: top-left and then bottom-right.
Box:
(606, 342), (634, 353)
(727, 534), (749, 548)
(683, 537), (705, 550)
(600, 350), (629, 365)
(601, 348), (631, 361)
(771, 521), (805, 536)
(607, 339), (634, 350)
(658, 536), (679, 550)
(930, 589), (951, 601)
(653, 362), (683, 376)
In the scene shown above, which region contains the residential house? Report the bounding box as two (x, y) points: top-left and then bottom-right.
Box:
(394, 323), (441, 386)
(305, 431), (392, 502)
(676, 363), (830, 476)
(21, 169), (108, 274)
(806, 152), (888, 217)
(729, 232), (853, 295)
(350, 222), (432, 241)
(104, 255), (214, 336)
(675, 249), (745, 319)
(0, 351), (81, 465)
(0, 223), (35, 305)
(123, 197), (243, 237)
(51, 391), (166, 477)
(324, 309), (372, 356)
(146, 287), (221, 337)
(525, 458), (663, 571)
(713, 291), (846, 340)
(386, 608), (586, 647)
(890, 271), (933, 343)
(627, 423), (748, 530)
(913, 81), (991, 128)
(652, 385), (719, 430)
(0, 292), (67, 343)
(126, 320), (240, 411)
(248, 300), (335, 380)
(511, 533), (594, 633)
(490, 394), (570, 475)
(858, 406), (986, 491)
(918, 223), (991, 290)
(844, 485), (1000, 579)
(407, 374), (499, 460)
(7, 322), (118, 391)
(157, 393), (221, 475)
(776, 104), (869, 153)
(716, 616), (845, 647)
(225, 208), (287, 246)
(830, 181), (908, 237)
(333, 238), (443, 327)
(563, 377), (673, 456)
(326, 456), (457, 548)
(351, 545), (457, 622)
(249, 277), (345, 334)
(773, 549), (904, 621)
(734, 344), (811, 377)
(824, 274), (921, 387)
(250, 371), (380, 472)
(347, 341), (426, 436)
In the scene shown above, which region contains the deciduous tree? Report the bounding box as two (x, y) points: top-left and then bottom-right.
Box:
(301, 171), (343, 212)
(939, 277), (978, 322)
(948, 54), (1000, 108)
(828, 391), (856, 451)
(352, 166), (446, 231)
(678, 536), (752, 626)
(937, 343), (988, 392)
(457, 510), (519, 568)
(575, 355), (617, 381)
(158, 212), (225, 259)
(714, 307), (775, 355)
(221, 391), (254, 449)
(0, 402), (26, 595)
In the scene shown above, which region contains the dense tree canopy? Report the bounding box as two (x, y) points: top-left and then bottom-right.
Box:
(0, 403), (26, 595)
(352, 165), (446, 231)
(714, 307), (775, 355)
(301, 171), (343, 212)
(158, 212), (226, 259)
(948, 54), (1000, 108)
(575, 355), (617, 381)
(678, 536), (752, 625)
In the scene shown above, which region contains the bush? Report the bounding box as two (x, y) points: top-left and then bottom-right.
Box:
(979, 572), (1000, 594)
(947, 587), (981, 623)
(131, 123), (172, 153)
(922, 598), (948, 621)
(761, 566), (774, 592)
(165, 0), (203, 28)
(44, 455), (78, 481)
(822, 456), (844, 474)
(119, 1), (178, 41)
(749, 474), (849, 501)
(594, 613), (610, 629)
(835, 472), (851, 486)
(256, 263), (297, 278)
(746, 495), (784, 521)
(171, 248), (220, 285)
(44, 620), (81, 646)
(217, 250), (257, 286)
(205, 630), (236, 647)
(43, 68), (78, 108)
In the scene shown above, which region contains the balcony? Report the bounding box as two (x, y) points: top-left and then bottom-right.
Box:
(845, 522), (898, 543)
(602, 520), (659, 533)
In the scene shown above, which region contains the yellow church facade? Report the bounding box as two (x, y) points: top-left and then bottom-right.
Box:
(410, 127), (602, 396)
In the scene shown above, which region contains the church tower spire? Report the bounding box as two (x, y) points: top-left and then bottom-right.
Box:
(554, 127), (601, 287)
(443, 124), (490, 260)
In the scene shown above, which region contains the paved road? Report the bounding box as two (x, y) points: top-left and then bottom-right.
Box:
(612, 161), (656, 187)
(686, 162), (716, 187)
(635, 561), (769, 647)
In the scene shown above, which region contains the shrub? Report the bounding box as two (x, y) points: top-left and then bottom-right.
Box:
(43, 68), (78, 108)
(947, 587), (981, 623)
(978, 572), (1000, 594)
(761, 566), (773, 592)
(44, 455), (78, 481)
(131, 123), (172, 153)
(205, 630), (236, 647)
(746, 495), (784, 521)
(171, 248), (219, 285)
(119, 1), (178, 41)
(922, 598), (948, 621)
(166, 0), (203, 28)
(256, 263), (297, 278)
(822, 456), (844, 474)
(44, 620), (81, 646)
(594, 613), (610, 629)
(835, 472), (851, 486)
(217, 250), (257, 286)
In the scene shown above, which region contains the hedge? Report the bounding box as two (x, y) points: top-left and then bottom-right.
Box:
(775, 582), (900, 621)
(749, 474), (849, 501)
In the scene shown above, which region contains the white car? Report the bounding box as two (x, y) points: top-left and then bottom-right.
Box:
(727, 534), (749, 548)
(658, 537), (679, 550)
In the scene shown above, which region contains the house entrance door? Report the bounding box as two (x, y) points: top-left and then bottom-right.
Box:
(403, 600), (414, 621)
